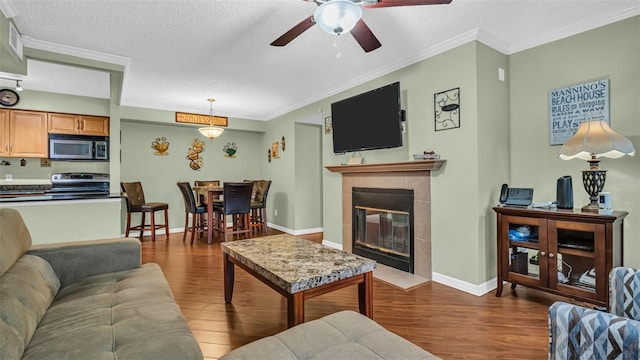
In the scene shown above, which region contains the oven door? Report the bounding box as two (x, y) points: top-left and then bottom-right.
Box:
(49, 138), (94, 160)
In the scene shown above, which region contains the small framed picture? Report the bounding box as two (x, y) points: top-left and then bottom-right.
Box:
(324, 116), (332, 134)
(271, 141), (280, 158)
(434, 87), (460, 131)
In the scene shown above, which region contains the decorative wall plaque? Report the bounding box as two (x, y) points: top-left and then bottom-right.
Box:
(434, 87), (460, 131)
(176, 112), (228, 126)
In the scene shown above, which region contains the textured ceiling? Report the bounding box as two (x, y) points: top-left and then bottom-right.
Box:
(1, 0), (639, 120)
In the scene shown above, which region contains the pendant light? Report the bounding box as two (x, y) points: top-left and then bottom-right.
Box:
(198, 98), (224, 139)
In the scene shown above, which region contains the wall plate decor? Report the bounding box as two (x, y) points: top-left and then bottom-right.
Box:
(271, 141), (280, 158)
(548, 78), (609, 145)
(186, 138), (205, 170)
(434, 87), (460, 131)
(151, 137), (170, 155)
(223, 142), (237, 158)
(281, 136), (286, 152)
(0, 88), (20, 107)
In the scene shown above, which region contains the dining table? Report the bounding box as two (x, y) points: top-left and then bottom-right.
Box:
(192, 185), (223, 244)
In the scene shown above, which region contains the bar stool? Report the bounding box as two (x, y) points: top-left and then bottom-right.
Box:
(176, 182), (208, 245)
(248, 180), (272, 233)
(213, 182), (253, 242)
(121, 181), (169, 242)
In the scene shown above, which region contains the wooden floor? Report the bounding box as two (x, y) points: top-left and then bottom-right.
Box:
(140, 229), (569, 360)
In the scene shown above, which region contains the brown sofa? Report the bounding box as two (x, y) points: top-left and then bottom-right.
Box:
(0, 208), (203, 360)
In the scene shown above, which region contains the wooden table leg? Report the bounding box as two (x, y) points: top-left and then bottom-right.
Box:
(358, 272), (373, 319)
(287, 292), (305, 328)
(207, 191), (214, 244)
(223, 253), (234, 303)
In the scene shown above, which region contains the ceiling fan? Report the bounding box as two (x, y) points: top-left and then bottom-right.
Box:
(271, 0), (453, 53)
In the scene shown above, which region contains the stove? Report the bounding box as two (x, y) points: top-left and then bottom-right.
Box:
(46, 172), (110, 199)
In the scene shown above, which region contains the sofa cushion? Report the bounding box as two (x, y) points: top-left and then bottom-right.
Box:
(22, 262), (202, 360)
(0, 255), (61, 360)
(0, 209), (32, 276)
(220, 310), (439, 360)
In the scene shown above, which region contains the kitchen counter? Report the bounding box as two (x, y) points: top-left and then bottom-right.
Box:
(0, 192), (122, 203)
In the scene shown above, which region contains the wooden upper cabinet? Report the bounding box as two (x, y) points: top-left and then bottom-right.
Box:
(7, 110), (48, 158)
(79, 115), (109, 136)
(0, 109), (9, 157)
(48, 113), (109, 136)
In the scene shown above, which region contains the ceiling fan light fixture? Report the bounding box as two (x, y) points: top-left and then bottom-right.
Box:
(314, 0), (362, 35)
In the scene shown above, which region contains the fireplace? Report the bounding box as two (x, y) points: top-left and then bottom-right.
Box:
(326, 160), (444, 280)
(352, 187), (414, 273)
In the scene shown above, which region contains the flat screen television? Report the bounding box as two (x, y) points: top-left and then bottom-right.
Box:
(331, 82), (402, 154)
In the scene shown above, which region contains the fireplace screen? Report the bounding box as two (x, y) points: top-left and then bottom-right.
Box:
(352, 187), (414, 273)
(355, 206), (410, 258)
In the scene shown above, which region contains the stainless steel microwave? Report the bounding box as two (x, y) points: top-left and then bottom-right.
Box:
(49, 134), (108, 160)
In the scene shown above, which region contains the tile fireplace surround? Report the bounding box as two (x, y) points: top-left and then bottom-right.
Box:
(326, 160), (445, 280)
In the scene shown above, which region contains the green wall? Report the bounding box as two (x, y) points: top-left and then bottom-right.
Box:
(120, 120), (264, 233)
(294, 122), (323, 231)
(509, 16), (640, 266)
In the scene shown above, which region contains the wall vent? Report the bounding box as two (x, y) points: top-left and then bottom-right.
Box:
(8, 22), (23, 60)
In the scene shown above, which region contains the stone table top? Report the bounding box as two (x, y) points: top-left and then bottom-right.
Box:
(220, 234), (376, 294)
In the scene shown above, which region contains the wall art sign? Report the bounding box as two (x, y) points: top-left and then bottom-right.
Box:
(549, 78), (609, 145)
(434, 87), (460, 131)
(176, 112), (228, 126)
(271, 141), (280, 158)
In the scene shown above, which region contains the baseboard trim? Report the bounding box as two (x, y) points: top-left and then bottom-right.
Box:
(265, 223), (322, 236)
(431, 272), (498, 297)
(321, 240), (342, 250)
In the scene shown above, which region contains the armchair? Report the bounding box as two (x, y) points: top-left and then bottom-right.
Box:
(549, 267), (640, 359)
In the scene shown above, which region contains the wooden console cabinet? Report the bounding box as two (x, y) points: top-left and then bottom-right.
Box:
(494, 206), (627, 308)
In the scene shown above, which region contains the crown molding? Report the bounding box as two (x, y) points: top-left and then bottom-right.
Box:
(508, 4), (640, 54)
(22, 36), (131, 67)
(0, 0), (18, 18)
(264, 29), (480, 120)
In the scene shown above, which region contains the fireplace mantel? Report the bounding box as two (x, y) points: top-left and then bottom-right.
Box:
(325, 159), (445, 174)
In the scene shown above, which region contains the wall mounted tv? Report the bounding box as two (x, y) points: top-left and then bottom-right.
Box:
(331, 81), (403, 154)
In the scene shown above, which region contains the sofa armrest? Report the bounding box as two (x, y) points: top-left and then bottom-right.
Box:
(549, 302), (640, 359)
(27, 238), (141, 288)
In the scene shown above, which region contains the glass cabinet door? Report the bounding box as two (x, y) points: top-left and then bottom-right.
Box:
(501, 216), (547, 287)
(547, 220), (605, 302)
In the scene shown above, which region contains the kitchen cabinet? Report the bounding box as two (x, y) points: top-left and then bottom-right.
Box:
(0, 109), (48, 158)
(48, 113), (109, 136)
(494, 206), (627, 308)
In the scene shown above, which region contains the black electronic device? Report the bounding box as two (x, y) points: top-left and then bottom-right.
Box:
(331, 82), (403, 154)
(556, 175), (573, 209)
(499, 184), (534, 207)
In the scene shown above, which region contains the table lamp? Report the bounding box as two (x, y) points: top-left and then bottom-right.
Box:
(559, 120), (635, 212)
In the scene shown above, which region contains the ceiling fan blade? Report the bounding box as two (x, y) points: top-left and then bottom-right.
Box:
(350, 19), (382, 53)
(271, 15), (316, 47)
(364, 0), (452, 9)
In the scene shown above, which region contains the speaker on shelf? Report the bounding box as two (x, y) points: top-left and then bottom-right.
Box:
(556, 175), (573, 209)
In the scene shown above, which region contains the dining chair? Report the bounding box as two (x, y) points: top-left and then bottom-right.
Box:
(248, 180), (272, 233)
(194, 180), (220, 207)
(121, 181), (169, 242)
(213, 182), (253, 241)
(176, 181), (208, 245)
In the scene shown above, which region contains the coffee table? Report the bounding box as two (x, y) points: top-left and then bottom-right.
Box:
(220, 234), (376, 328)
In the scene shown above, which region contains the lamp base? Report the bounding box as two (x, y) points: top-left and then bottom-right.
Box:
(581, 203), (601, 213)
(581, 169), (607, 213)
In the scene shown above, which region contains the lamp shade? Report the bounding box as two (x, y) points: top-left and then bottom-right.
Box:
(314, 0), (362, 35)
(199, 126), (224, 139)
(559, 120), (635, 161)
